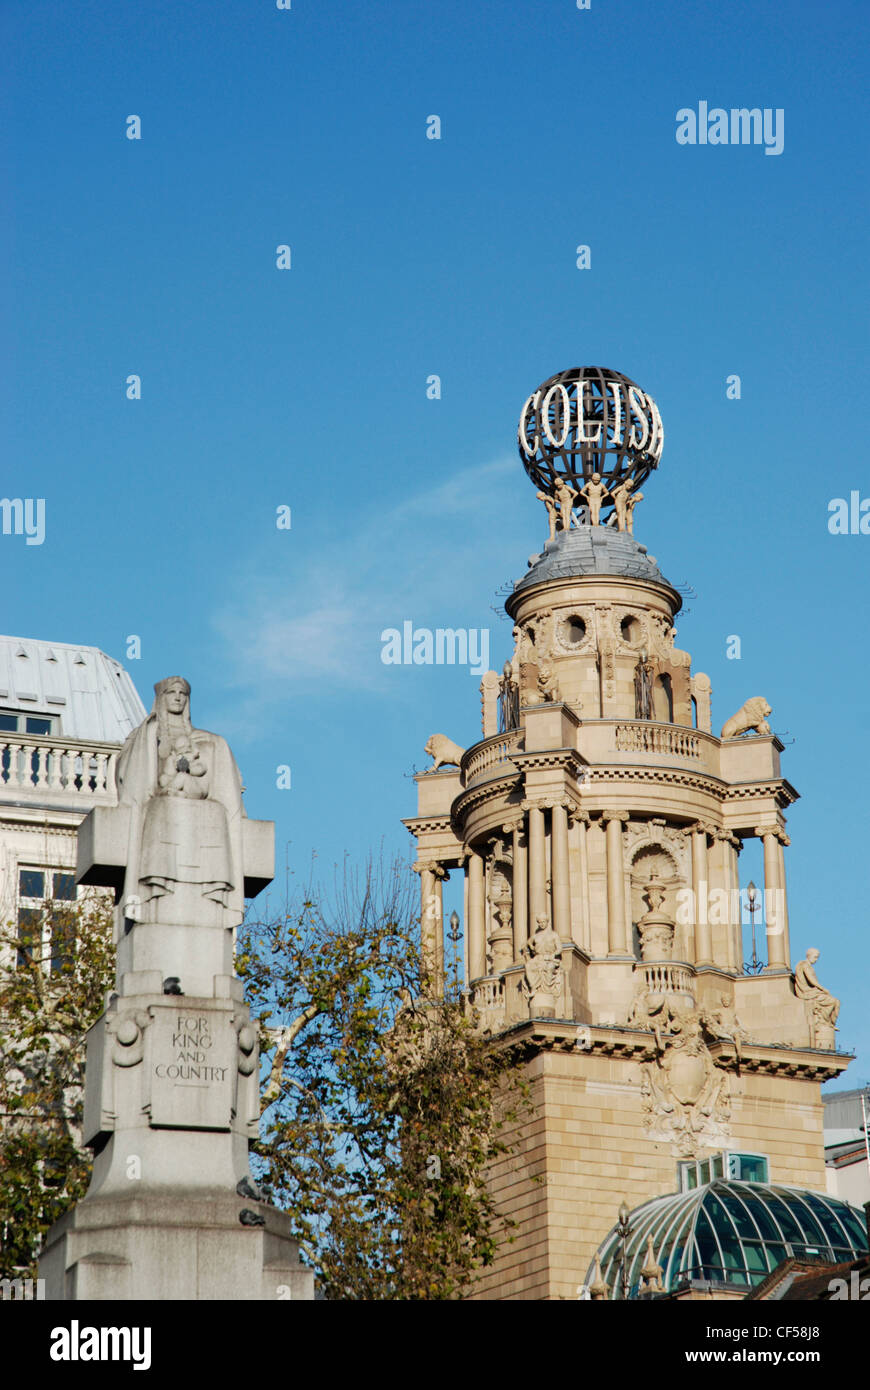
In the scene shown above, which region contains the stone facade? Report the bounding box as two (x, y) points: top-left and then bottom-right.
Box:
(404, 516), (850, 1300)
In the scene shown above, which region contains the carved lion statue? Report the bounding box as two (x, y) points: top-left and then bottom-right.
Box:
(720, 697), (771, 740)
(424, 733), (465, 771)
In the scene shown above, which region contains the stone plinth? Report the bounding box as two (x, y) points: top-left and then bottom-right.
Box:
(39, 1194), (312, 1301)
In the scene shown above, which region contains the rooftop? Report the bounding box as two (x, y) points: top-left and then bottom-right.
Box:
(512, 524), (677, 597)
(0, 635), (146, 745)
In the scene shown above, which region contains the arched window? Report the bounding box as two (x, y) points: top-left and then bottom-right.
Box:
(653, 673), (673, 722)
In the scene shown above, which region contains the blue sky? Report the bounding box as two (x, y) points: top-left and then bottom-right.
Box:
(3, 0), (868, 1080)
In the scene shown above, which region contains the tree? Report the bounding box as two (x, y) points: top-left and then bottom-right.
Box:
(0, 855), (526, 1297)
(239, 854), (527, 1299)
(0, 890), (114, 1276)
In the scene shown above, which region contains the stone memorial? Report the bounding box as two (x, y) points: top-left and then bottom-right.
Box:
(38, 677), (314, 1301)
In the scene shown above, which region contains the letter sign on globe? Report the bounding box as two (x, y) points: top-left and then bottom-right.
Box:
(517, 367), (664, 525)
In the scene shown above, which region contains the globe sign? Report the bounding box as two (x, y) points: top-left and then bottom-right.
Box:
(517, 367), (664, 517)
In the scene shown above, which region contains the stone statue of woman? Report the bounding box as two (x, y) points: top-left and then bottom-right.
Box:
(115, 677), (247, 930)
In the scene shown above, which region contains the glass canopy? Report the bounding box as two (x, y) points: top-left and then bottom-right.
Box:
(589, 1180), (868, 1299)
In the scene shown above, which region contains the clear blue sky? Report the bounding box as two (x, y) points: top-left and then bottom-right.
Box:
(3, 1), (868, 1081)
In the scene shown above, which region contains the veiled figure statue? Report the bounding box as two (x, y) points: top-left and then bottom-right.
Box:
(116, 677), (247, 930)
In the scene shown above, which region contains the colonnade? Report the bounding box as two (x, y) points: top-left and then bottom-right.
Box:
(415, 811), (792, 991)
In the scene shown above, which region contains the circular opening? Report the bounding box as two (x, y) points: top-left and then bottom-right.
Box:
(620, 615), (642, 645)
(563, 615), (586, 645)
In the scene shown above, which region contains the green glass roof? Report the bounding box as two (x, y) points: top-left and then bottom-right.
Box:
(589, 1180), (868, 1299)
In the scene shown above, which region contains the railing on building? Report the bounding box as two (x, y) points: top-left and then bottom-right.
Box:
(614, 723), (700, 759)
(0, 736), (119, 804)
(461, 728), (525, 787)
(635, 962), (696, 998)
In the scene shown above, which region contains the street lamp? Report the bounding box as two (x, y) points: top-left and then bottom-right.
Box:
(743, 880), (764, 974)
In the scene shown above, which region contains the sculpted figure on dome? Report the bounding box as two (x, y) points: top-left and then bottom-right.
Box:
(610, 477), (640, 532)
(553, 477), (579, 531)
(579, 471), (610, 526)
(536, 489), (559, 543)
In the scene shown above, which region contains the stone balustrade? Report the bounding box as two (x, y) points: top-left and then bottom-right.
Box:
(635, 961), (696, 999)
(0, 735), (118, 804)
(461, 728), (525, 786)
(614, 722), (700, 759)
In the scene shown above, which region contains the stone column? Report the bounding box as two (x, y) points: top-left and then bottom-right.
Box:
(715, 831), (738, 971)
(691, 823), (713, 967)
(526, 802), (547, 926)
(467, 848), (486, 981)
(480, 670), (500, 737)
(603, 810), (630, 956)
(570, 810), (591, 951)
(773, 830), (791, 969)
(510, 818), (528, 961)
(416, 862), (436, 978)
(551, 802), (571, 943)
(756, 825), (788, 970)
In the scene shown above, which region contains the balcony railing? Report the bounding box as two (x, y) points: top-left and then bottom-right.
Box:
(461, 728), (525, 787)
(1, 736), (119, 805)
(635, 961), (696, 998)
(614, 723), (700, 759)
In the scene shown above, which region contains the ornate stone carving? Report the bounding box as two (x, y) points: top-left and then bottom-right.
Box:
(701, 994), (751, 1066)
(636, 873), (675, 961)
(794, 948), (840, 1050)
(522, 913), (562, 1016)
(107, 1009), (150, 1068)
(423, 733), (465, 770)
(720, 697), (772, 740)
(641, 1006), (730, 1156)
(640, 1234), (664, 1293)
(537, 664), (561, 703)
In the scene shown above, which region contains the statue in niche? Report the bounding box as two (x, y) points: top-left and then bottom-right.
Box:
(554, 477), (579, 531)
(522, 913), (562, 1002)
(536, 490), (559, 543)
(794, 948), (840, 1048)
(116, 676), (246, 929)
(634, 650), (654, 719)
(497, 660), (520, 733)
(579, 472), (610, 526)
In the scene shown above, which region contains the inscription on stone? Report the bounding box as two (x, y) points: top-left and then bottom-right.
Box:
(148, 1007), (235, 1130)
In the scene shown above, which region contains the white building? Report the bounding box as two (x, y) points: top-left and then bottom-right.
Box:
(0, 635), (145, 971)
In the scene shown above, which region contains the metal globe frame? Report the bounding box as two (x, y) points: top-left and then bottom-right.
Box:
(517, 366), (664, 522)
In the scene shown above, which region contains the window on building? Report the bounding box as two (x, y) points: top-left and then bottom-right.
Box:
(0, 710), (59, 736)
(16, 867), (78, 974)
(679, 1151), (769, 1192)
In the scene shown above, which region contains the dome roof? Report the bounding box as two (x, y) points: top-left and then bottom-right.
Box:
(0, 634), (146, 744)
(511, 524), (676, 599)
(587, 1179), (868, 1299)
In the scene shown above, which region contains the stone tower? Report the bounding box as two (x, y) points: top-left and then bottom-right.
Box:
(403, 367), (849, 1301)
